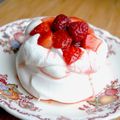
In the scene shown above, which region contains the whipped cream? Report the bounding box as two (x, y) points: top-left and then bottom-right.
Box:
(19, 34), (67, 78)
(16, 17), (113, 103)
(17, 33), (108, 78)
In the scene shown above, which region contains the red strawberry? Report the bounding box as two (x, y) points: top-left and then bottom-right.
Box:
(82, 34), (102, 51)
(37, 31), (53, 48)
(30, 22), (53, 48)
(70, 16), (94, 34)
(70, 16), (94, 33)
(42, 17), (55, 27)
(30, 22), (50, 36)
(72, 41), (81, 48)
(68, 21), (89, 42)
(53, 30), (72, 49)
(52, 14), (70, 31)
(63, 45), (83, 65)
(88, 27), (94, 34)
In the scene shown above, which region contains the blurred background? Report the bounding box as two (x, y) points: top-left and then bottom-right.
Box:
(0, 0), (120, 119)
(0, 0), (120, 37)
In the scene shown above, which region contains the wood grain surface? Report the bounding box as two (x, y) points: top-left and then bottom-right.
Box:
(0, 0), (120, 119)
(0, 0), (120, 38)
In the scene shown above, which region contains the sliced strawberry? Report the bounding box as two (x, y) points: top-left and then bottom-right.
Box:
(53, 30), (72, 49)
(88, 27), (94, 34)
(30, 22), (53, 48)
(70, 17), (94, 35)
(82, 34), (102, 51)
(37, 31), (53, 48)
(30, 22), (50, 36)
(42, 17), (55, 27)
(63, 45), (83, 65)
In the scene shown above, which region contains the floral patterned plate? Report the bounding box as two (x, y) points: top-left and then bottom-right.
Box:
(0, 18), (120, 120)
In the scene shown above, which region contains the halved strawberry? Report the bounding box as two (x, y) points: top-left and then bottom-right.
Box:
(53, 30), (72, 49)
(68, 21), (89, 42)
(30, 22), (53, 48)
(82, 34), (102, 51)
(70, 16), (94, 34)
(88, 27), (94, 34)
(30, 22), (50, 36)
(42, 17), (55, 27)
(37, 31), (53, 48)
(63, 45), (83, 65)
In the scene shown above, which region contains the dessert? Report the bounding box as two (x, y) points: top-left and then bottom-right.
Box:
(16, 14), (113, 103)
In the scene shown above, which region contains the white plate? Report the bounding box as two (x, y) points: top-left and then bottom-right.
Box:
(0, 18), (120, 120)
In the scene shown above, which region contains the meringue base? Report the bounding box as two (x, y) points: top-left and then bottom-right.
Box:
(16, 57), (114, 103)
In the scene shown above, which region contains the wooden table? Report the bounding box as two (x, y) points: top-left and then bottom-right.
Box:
(0, 0), (120, 38)
(0, 0), (120, 119)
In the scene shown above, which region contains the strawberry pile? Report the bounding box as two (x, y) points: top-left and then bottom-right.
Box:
(30, 14), (102, 65)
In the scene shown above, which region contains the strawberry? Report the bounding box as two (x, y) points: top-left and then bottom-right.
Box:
(30, 22), (53, 48)
(30, 22), (50, 36)
(88, 27), (94, 34)
(72, 41), (81, 48)
(52, 30), (72, 49)
(68, 21), (89, 42)
(42, 17), (55, 27)
(82, 34), (102, 51)
(63, 45), (83, 65)
(52, 14), (70, 31)
(70, 17), (94, 35)
(37, 31), (53, 48)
